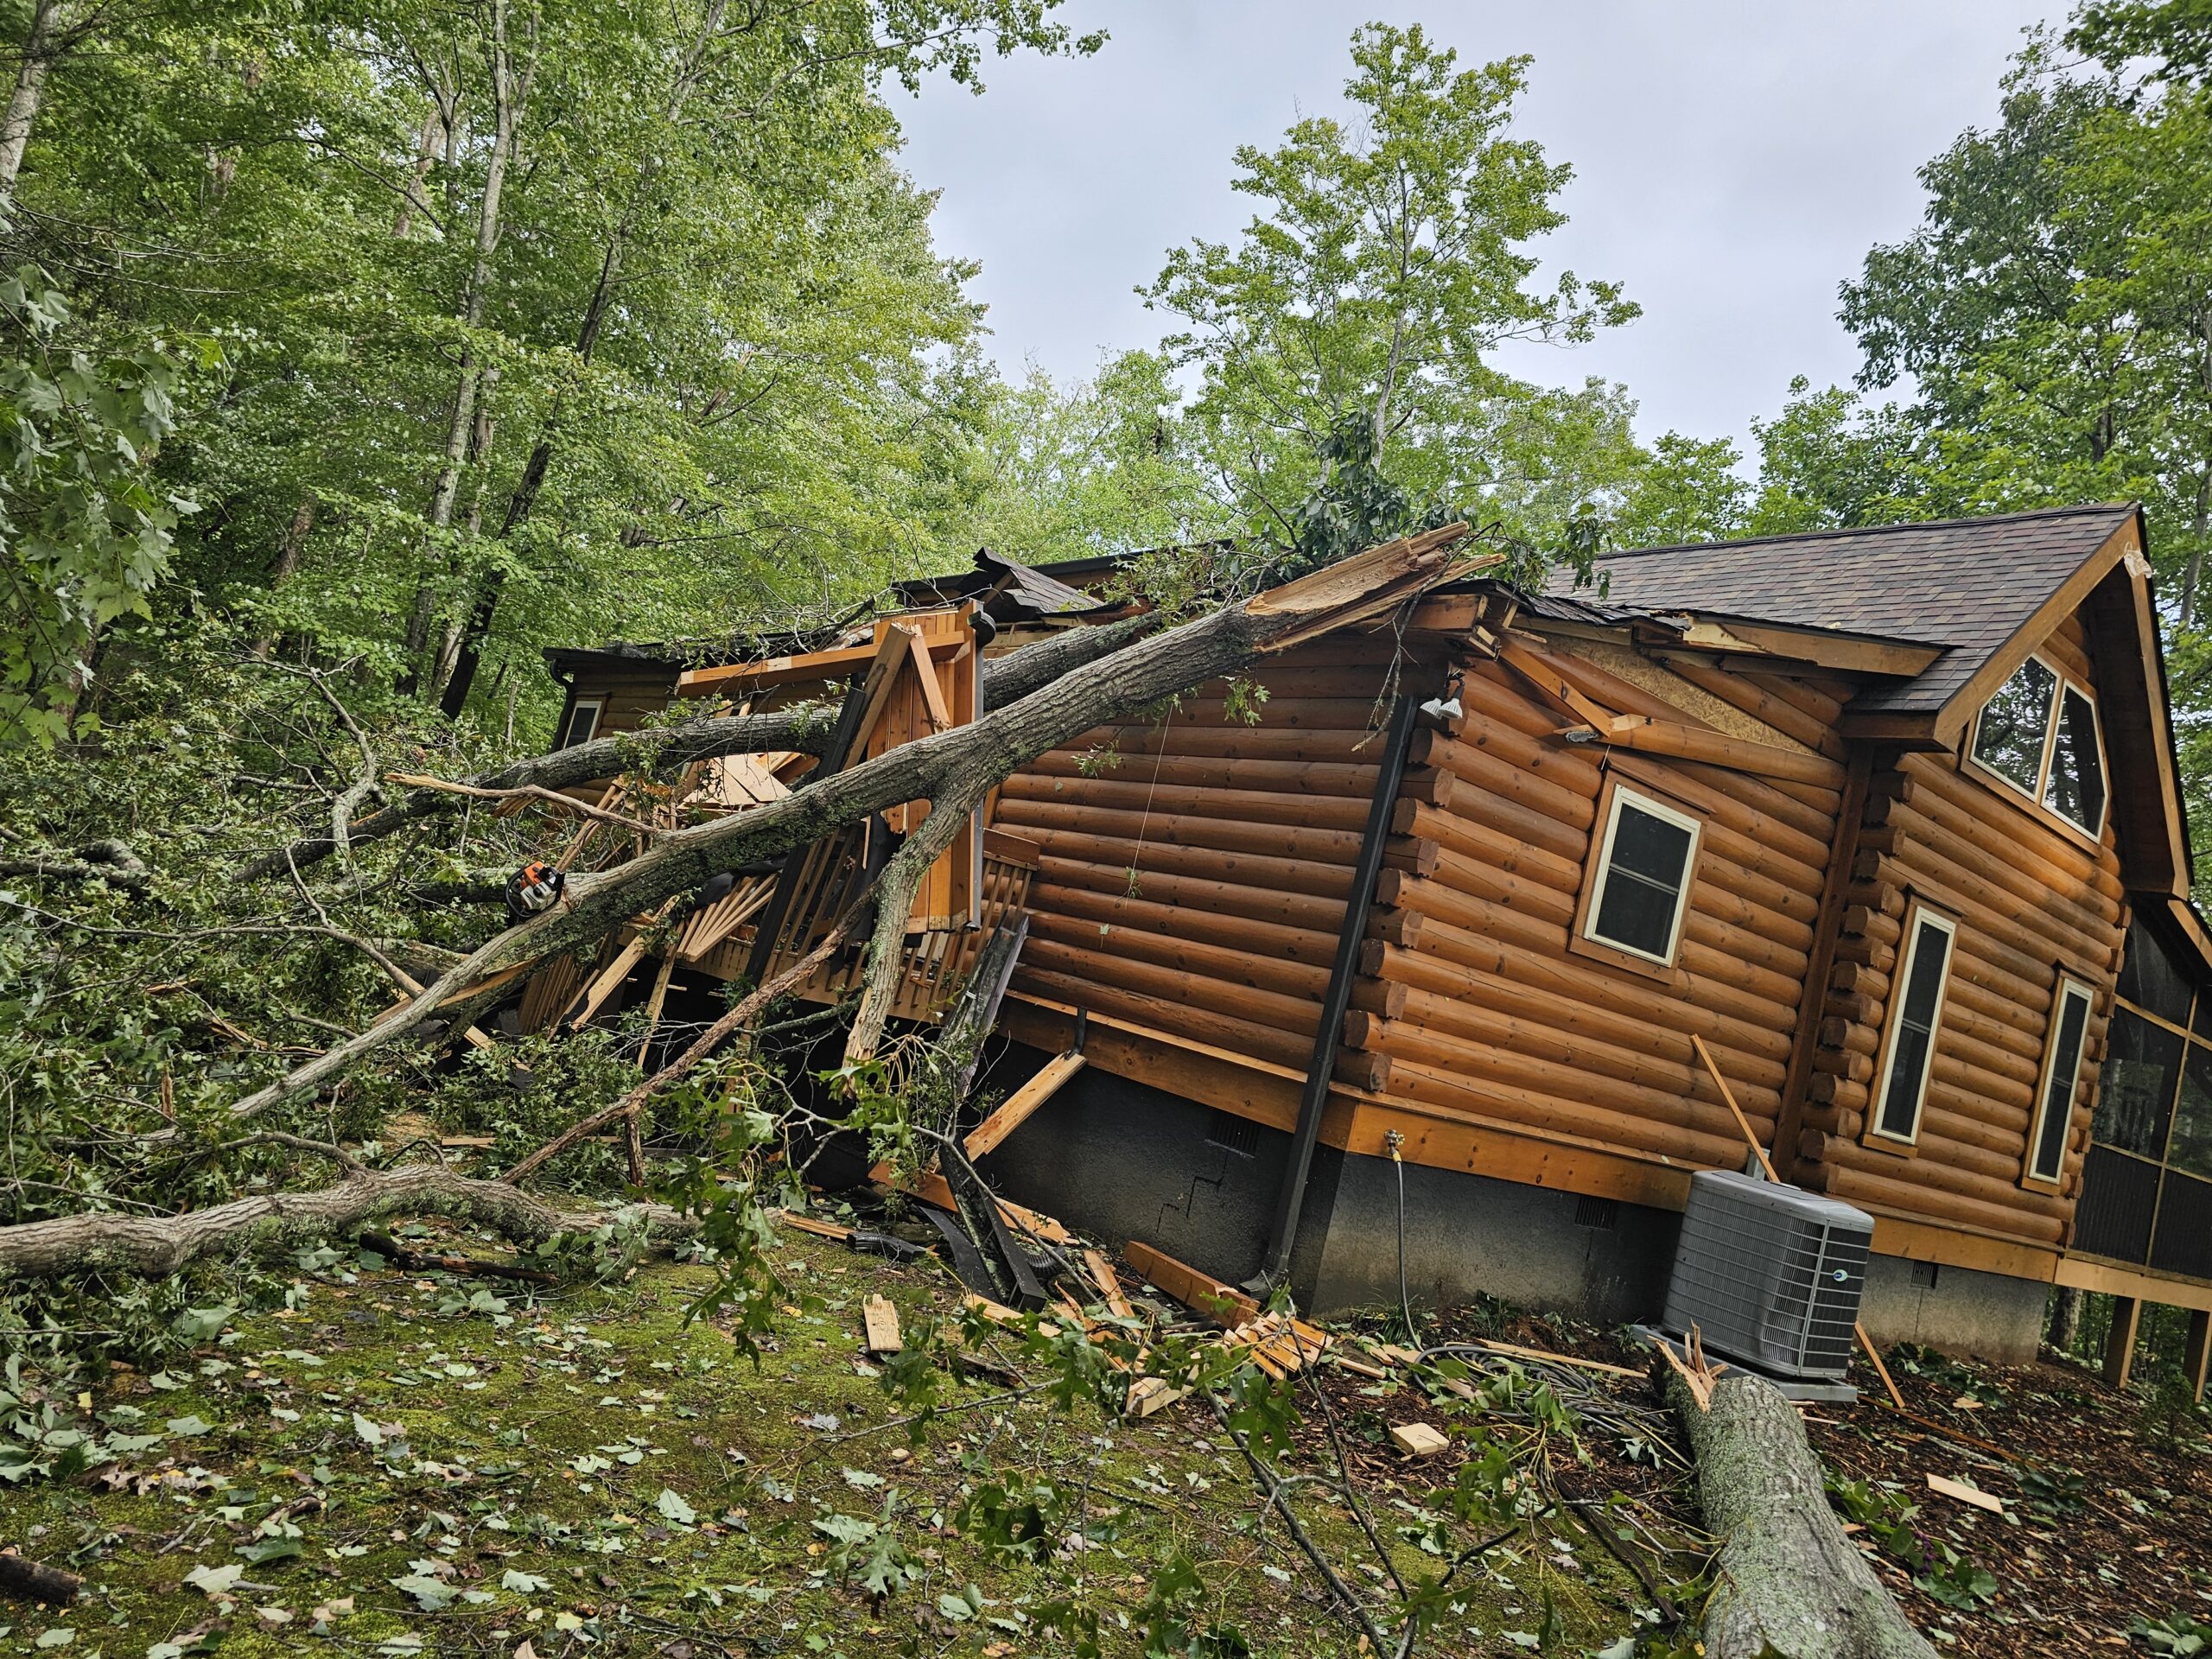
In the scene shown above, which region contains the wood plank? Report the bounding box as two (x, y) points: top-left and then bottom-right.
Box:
(2054, 1253), (2212, 1313)
(566, 936), (649, 1029)
(1599, 714), (1849, 789)
(861, 1294), (903, 1355)
(1083, 1249), (1137, 1320)
(675, 643), (880, 696)
(777, 1210), (854, 1241)
(1122, 1240), (1260, 1327)
(1926, 1473), (2004, 1514)
(1693, 1034), (1779, 1183)
(1389, 1421), (1449, 1457)
(869, 1162), (1075, 1245)
(963, 1051), (1088, 1158)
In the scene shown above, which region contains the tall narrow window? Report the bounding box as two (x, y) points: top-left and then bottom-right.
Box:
(1583, 785), (1700, 968)
(2028, 977), (2094, 1185)
(1872, 906), (1956, 1144)
(563, 698), (603, 748)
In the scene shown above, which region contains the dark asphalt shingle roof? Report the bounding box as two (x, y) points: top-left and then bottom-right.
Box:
(1548, 504), (2139, 715)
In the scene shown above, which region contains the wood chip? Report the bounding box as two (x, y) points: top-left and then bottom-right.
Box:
(1926, 1472), (2004, 1514)
(1125, 1376), (1185, 1418)
(1389, 1421), (1450, 1458)
(861, 1294), (902, 1355)
(777, 1210), (854, 1241)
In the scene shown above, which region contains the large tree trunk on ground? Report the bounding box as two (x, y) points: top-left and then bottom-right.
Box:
(1670, 1372), (1937, 1659)
(219, 527), (1476, 1122)
(0, 1163), (690, 1281)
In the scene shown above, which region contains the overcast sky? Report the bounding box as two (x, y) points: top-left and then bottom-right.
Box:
(889, 1), (2073, 461)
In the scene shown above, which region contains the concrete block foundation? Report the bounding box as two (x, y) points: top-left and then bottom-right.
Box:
(969, 1039), (2050, 1361)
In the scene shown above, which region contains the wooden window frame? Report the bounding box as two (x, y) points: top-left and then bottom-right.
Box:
(1569, 777), (1702, 983)
(1865, 900), (1958, 1153)
(562, 697), (604, 749)
(2024, 973), (2096, 1191)
(1964, 652), (2108, 844)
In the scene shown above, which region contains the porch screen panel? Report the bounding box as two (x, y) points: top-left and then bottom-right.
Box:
(2073, 1146), (2158, 1265)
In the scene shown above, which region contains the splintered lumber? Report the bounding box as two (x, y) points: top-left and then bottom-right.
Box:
(1223, 1312), (1332, 1377)
(1857, 1322), (1908, 1411)
(963, 1050), (1087, 1158)
(1693, 1033), (1780, 1184)
(1125, 1376), (1185, 1418)
(1924, 1473), (2003, 1514)
(1082, 1248), (1137, 1320)
(868, 1163), (1075, 1246)
(777, 1210), (854, 1241)
(1669, 1372), (1937, 1659)
(861, 1294), (903, 1355)
(1389, 1421), (1449, 1457)
(1122, 1240), (1261, 1327)
(565, 936), (649, 1029)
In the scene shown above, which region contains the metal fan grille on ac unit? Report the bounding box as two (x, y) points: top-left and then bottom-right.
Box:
(1662, 1170), (1874, 1382)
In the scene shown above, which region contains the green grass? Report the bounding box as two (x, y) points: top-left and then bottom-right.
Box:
(2, 1232), (1644, 1657)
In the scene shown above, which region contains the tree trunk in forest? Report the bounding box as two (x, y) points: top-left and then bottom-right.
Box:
(0, 1162), (693, 1281)
(401, 0), (530, 697)
(2049, 1285), (2083, 1354)
(0, 0), (67, 195)
(1669, 1371), (1937, 1659)
(224, 529), (1474, 1122)
(251, 495), (318, 657)
(437, 0), (731, 719)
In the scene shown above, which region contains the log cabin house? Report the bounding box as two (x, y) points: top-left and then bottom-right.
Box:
(533, 505), (2212, 1382)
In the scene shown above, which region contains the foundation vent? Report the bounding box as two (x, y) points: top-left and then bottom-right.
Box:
(1662, 1171), (1872, 1382)
(1204, 1110), (1260, 1160)
(1573, 1195), (1619, 1230)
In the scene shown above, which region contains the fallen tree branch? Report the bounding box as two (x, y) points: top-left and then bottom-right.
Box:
(0, 1162), (693, 1282)
(1669, 1371), (1937, 1659)
(239, 705), (843, 881)
(385, 772), (665, 836)
(358, 1229), (561, 1286)
(0, 836), (150, 893)
(501, 894), (874, 1186)
(220, 530), (1478, 1121)
(0, 1554), (81, 1605)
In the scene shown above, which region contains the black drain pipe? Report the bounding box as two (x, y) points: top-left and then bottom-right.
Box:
(1250, 686), (1426, 1293)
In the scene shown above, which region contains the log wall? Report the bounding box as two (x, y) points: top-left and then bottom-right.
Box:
(1346, 642), (1843, 1179)
(995, 641), (1440, 1084)
(1790, 611), (2125, 1249)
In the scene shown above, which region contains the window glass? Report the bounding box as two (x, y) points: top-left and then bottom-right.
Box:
(1588, 795), (1696, 963)
(2169, 1044), (2212, 1179)
(1876, 915), (1954, 1140)
(2031, 984), (2092, 1181)
(563, 700), (602, 748)
(1971, 658), (2056, 794)
(2120, 918), (2196, 1028)
(2094, 1007), (2183, 1157)
(2044, 684), (2107, 835)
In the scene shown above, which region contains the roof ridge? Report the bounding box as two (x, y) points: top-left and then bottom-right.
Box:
(1587, 502), (2138, 567)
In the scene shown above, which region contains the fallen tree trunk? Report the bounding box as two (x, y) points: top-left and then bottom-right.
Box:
(1669, 1371), (1937, 1659)
(220, 527), (1481, 1120)
(0, 1162), (692, 1281)
(242, 617), (1149, 885)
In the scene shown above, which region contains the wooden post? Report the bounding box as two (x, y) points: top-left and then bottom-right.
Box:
(2104, 1295), (2144, 1389)
(2185, 1307), (2212, 1403)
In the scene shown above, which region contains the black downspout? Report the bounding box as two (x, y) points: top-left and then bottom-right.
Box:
(1249, 686), (1426, 1293)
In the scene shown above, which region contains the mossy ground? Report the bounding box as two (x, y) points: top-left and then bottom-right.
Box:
(2, 1229), (1647, 1657)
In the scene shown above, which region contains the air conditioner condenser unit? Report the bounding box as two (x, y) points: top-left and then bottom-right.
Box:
(1661, 1169), (1873, 1382)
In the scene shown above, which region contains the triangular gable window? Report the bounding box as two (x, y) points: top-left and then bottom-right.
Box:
(1968, 654), (2107, 838)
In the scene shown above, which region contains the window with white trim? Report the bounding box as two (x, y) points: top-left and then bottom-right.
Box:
(562, 698), (603, 748)
(1583, 786), (1700, 968)
(1968, 655), (2107, 836)
(2028, 976), (2095, 1185)
(1872, 906), (1956, 1144)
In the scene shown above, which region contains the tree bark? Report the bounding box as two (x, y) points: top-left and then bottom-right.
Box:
(0, 1162), (692, 1281)
(0, 0), (67, 196)
(1670, 1371), (1937, 1659)
(222, 527), (1472, 1121)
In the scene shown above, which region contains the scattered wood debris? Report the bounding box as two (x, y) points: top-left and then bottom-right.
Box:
(1924, 1472), (2004, 1514)
(1389, 1421), (1449, 1457)
(861, 1294), (902, 1355)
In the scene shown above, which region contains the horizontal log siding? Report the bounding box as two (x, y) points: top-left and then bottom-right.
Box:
(1357, 654), (1840, 1173)
(1791, 613), (2126, 1251)
(999, 643), (1433, 1080)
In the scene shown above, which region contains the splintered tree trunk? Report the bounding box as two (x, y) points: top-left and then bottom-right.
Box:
(1670, 1373), (1936, 1659)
